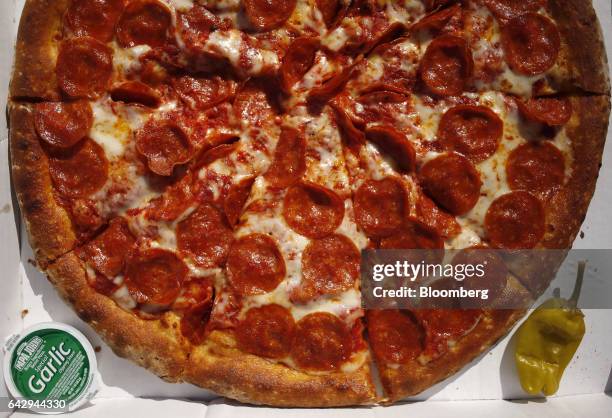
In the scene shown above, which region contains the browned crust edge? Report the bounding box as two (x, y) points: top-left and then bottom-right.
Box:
(45, 252), (189, 381)
(549, 0), (611, 95)
(9, 102), (77, 267)
(506, 95), (610, 294)
(184, 331), (376, 407)
(10, 0), (68, 100)
(377, 309), (525, 402)
(47, 251), (377, 406)
(544, 95), (611, 249)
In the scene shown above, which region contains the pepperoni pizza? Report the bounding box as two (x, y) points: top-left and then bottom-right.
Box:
(9, 0), (611, 406)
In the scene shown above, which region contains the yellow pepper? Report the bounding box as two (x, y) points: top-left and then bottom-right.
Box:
(514, 261), (586, 396)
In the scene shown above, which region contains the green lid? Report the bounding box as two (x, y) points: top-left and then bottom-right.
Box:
(3, 323), (98, 414)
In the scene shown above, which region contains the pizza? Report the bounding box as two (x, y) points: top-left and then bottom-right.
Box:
(8, 0), (610, 406)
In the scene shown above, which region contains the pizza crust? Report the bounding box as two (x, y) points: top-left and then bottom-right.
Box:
(47, 250), (377, 406)
(549, 0), (611, 95)
(544, 95), (611, 249)
(10, 0), (68, 100)
(184, 330), (377, 407)
(9, 102), (77, 267)
(46, 252), (190, 382)
(504, 95), (610, 295)
(376, 309), (525, 402)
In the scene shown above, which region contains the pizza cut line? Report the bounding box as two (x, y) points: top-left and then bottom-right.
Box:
(8, 0), (611, 406)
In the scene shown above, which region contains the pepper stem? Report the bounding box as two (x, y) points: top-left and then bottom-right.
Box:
(569, 261), (586, 308)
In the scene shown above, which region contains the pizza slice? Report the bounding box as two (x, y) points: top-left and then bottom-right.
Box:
(10, 1), (247, 266)
(185, 107), (376, 405)
(367, 308), (525, 401)
(30, 76), (282, 397)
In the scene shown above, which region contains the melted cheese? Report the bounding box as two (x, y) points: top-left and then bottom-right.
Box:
(204, 30), (280, 76)
(89, 99), (131, 158)
(162, 0), (194, 11)
(112, 44), (151, 77)
(232, 112), (366, 329)
(112, 285), (137, 310)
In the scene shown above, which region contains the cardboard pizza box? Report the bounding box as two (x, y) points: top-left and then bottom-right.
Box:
(1, 0), (611, 416)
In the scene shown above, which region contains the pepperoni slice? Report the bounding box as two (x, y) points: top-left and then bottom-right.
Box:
(411, 3), (461, 33)
(483, 0), (544, 23)
(309, 60), (360, 105)
(415, 194), (462, 239)
(224, 177), (255, 226)
(362, 22), (407, 56)
(413, 309), (481, 359)
(438, 105), (503, 163)
(330, 101), (366, 149)
(137, 58), (170, 87)
(194, 142), (238, 170)
(452, 247), (508, 305)
(357, 90), (410, 127)
(177, 203), (234, 268)
(48, 138), (108, 198)
(516, 97), (572, 126)
(116, 0), (172, 48)
(280, 37), (319, 93)
(79, 218), (135, 278)
(174, 75), (236, 111)
(233, 81), (277, 127)
(227, 234), (286, 295)
(56, 37), (113, 99)
(244, 0), (297, 31)
(264, 127), (306, 188)
(419, 153), (482, 215)
(359, 88), (408, 105)
(348, 0), (377, 13)
(70, 199), (103, 233)
(174, 277), (215, 311)
(317, 0), (342, 27)
(360, 82), (412, 97)
(88, 274), (119, 296)
(64, 0), (126, 42)
(179, 279), (215, 344)
(292, 234), (360, 303)
(236, 304), (295, 358)
(34, 101), (93, 148)
(420, 35), (473, 96)
(291, 312), (352, 371)
(177, 4), (224, 51)
(135, 119), (194, 176)
(423, 0), (453, 11)
(501, 13), (560, 76)
(181, 303), (213, 344)
(365, 125), (416, 173)
(354, 177), (407, 238)
(378, 218), (443, 250)
(485, 191), (545, 249)
(110, 81), (161, 108)
(367, 310), (422, 364)
(208, 289), (242, 330)
(124, 248), (187, 306)
(507, 142), (565, 199)
(282, 182), (345, 239)
(146, 173), (197, 221)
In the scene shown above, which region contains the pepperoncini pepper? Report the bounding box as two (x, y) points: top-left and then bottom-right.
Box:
(514, 261), (586, 396)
